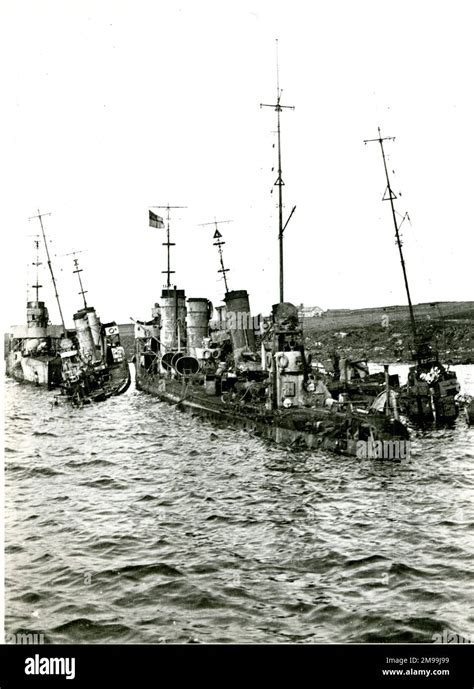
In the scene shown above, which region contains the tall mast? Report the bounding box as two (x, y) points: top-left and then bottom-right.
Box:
(65, 250), (88, 309)
(150, 204), (187, 288)
(30, 235), (43, 301)
(261, 39), (295, 303)
(364, 128), (417, 343)
(29, 210), (66, 333)
(199, 219), (232, 294)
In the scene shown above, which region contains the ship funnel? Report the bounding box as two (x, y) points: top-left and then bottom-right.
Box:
(73, 308), (102, 363)
(272, 302), (299, 328)
(26, 300), (49, 337)
(85, 307), (102, 348)
(159, 288), (187, 353)
(186, 298), (212, 357)
(224, 289), (256, 352)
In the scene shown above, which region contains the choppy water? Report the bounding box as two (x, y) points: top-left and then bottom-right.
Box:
(4, 365), (474, 644)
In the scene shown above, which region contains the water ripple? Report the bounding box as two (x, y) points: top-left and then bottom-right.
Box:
(4, 365), (474, 643)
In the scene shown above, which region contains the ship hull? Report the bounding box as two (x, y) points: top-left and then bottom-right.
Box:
(63, 360), (131, 405)
(328, 375), (459, 425)
(104, 360), (131, 397)
(399, 372), (460, 425)
(6, 352), (62, 389)
(399, 393), (458, 425)
(135, 370), (409, 457)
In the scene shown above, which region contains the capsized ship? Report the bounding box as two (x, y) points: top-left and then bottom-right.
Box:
(59, 254), (130, 404)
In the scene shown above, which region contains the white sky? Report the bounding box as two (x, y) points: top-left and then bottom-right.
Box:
(1, 0), (473, 329)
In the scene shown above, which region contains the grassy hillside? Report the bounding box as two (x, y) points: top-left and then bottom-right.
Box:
(304, 314), (474, 365)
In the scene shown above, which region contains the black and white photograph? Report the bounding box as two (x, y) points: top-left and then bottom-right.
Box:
(1, 0), (473, 682)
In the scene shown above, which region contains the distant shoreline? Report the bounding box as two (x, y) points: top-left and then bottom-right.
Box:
(304, 315), (473, 367)
(5, 301), (473, 366)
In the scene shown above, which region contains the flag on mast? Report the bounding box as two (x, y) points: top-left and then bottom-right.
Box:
(149, 210), (164, 228)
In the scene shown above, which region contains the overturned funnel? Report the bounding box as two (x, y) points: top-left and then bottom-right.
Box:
(224, 289), (256, 352)
(159, 288), (186, 353)
(186, 298), (212, 357)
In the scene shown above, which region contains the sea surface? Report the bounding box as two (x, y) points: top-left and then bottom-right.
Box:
(4, 365), (474, 644)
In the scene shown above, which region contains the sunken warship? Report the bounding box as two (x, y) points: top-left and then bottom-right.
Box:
(135, 282), (408, 457)
(6, 210), (130, 404)
(5, 214), (66, 389)
(59, 253), (130, 405)
(135, 78), (409, 462)
(135, 71), (409, 456)
(364, 128), (460, 424)
(5, 296), (63, 388)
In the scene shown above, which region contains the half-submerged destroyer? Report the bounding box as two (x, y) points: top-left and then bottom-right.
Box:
(134, 72), (409, 457)
(5, 212), (66, 388)
(364, 129), (460, 423)
(59, 252), (130, 404)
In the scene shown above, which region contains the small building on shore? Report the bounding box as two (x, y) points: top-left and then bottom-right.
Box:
(298, 304), (324, 319)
